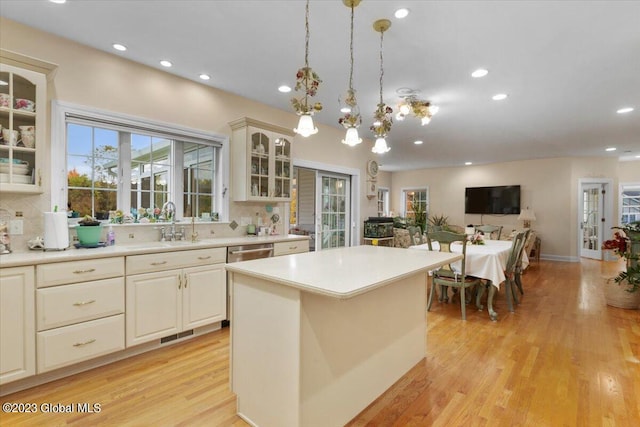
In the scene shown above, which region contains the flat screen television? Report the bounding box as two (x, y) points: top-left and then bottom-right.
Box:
(465, 185), (521, 215)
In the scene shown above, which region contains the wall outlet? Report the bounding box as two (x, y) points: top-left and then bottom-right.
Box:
(9, 219), (23, 235)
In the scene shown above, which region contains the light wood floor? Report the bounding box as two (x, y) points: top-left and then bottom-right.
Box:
(1, 259), (639, 426)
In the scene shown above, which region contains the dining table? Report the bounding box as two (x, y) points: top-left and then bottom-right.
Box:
(409, 239), (529, 320)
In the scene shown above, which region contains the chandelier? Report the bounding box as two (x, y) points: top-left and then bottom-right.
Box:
(338, 0), (362, 147)
(396, 94), (440, 125)
(370, 19), (392, 154)
(291, 0), (322, 137)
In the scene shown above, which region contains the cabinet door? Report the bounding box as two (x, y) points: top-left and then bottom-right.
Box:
(126, 269), (181, 347)
(273, 135), (292, 200)
(0, 64), (45, 193)
(249, 129), (270, 199)
(182, 264), (226, 330)
(0, 266), (35, 384)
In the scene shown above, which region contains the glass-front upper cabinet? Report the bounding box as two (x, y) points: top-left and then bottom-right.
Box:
(0, 63), (46, 193)
(230, 117), (293, 202)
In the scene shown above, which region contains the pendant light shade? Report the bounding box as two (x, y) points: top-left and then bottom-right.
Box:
(342, 126), (362, 146)
(372, 137), (390, 154)
(294, 113), (318, 137)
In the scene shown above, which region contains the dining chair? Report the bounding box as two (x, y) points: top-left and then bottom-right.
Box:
(503, 231), (527, 311)
(426, 231), (482, 320)
(513, 229), (532, 297)
(407, 225), (425, 246)
(475, 224), (503, 240)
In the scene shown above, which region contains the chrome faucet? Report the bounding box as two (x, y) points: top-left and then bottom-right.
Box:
(159, 201), (185, 241)
(161, 201), (176, 223)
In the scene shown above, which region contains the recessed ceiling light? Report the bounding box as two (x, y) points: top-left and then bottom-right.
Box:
(49, 0), (66, 4)
(414, 140), (423, 145)
(617, 107), (634, 114)
(471, 69), (488, 78)
(0, 80), (8, 86)
(465, 162), (473, 165)
(278, 85), (291, 93)
(605, 147), (617, 152)
(394, 8), (410, 19)
(199, 74), (210, 81)
(492, 93), (508, 101)
(112, 43), (127, 52)
(636, 155), (640, 158)
(160, 60), (172, 68)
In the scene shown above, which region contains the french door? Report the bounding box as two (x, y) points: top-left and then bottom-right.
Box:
(580, 183), (604, 260)
(316, 172), (350, 251)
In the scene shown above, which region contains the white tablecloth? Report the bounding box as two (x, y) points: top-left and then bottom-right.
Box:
(408, 239), (529, 289)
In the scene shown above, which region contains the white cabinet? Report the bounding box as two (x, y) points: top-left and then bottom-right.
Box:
(0, 266), (35, 385)
(0, 63), (46, 193)
(35, 258), (125, 373)
(273, 240), (309, 256)
(230, 117), (294, 202)
(125, 248), (226, 347)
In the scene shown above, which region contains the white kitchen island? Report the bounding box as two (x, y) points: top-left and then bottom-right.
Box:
(226, 245), (461, 427)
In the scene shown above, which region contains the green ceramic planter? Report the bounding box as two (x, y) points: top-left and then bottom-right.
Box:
(76, 224), (103, 246)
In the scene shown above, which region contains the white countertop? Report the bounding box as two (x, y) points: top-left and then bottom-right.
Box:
(0, 234), (309, 268)
(226, 245), (462, 299)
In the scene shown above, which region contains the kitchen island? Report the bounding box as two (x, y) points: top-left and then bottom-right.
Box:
(226, 245), (462, 427)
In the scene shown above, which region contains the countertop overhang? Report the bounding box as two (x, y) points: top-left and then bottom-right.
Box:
(226, 245), (462, 299)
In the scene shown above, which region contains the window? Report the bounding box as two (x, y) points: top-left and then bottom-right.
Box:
(403, 188), (428, 220)
(620, 183), (640, 224)
(52, 101), (229, 221)
(377, 187), (389, 217)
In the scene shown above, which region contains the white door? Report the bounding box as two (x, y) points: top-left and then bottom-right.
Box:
(316, 172), (351, 251)
(580, 183), (604, 259)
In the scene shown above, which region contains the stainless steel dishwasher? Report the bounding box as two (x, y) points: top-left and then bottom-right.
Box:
(224, 242), (274, 326)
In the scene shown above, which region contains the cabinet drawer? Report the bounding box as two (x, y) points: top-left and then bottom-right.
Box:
(37, 257), (124, 288)
(37, 277), (124, 331)
(126, 247), (226, 275)
(37, 314), (124, 373)
(274, 240), (309, 256)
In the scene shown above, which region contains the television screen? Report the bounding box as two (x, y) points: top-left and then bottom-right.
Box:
(465, 185), (521, 214)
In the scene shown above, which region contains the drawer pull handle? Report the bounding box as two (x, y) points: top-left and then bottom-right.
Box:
(73, 268), (96, 274)
(289, 246), (297, 250)
(151, 261), (168, 266)
(73, 299), (96, 306)
(73, 339), (96, 347)
(197, 256), (211, 260)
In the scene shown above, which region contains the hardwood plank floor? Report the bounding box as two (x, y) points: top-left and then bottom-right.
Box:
(1, 259), (638, 426)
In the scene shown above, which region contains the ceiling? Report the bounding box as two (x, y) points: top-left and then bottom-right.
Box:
(1, 0), (639, 171)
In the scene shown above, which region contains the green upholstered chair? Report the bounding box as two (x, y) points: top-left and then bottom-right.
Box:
(407, 225), (425, 246)
(513, 229), (532, 297)
(426, 231), (482, 320)
(475, 224), (503, 240)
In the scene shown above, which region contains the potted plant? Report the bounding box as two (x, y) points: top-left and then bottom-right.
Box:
(602, 221), (640, 309)
(411, 201), (427, 234)
(428, 213), (448, 232)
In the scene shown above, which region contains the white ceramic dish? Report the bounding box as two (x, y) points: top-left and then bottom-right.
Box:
(0, 173), (31, 184)
(0, 164), (30, 175)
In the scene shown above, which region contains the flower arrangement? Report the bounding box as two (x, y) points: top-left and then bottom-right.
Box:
(370, 103), (393, 136)
(468, 231), (485, 245)
(338, 89), (361, 129)
(291, 67), (323, 115)
(603, 221), (640, 293)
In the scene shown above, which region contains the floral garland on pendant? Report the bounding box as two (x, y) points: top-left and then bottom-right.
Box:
(291, 66), (323, 115)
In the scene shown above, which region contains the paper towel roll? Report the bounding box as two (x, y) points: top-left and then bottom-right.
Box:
(44, 212), (70, 250)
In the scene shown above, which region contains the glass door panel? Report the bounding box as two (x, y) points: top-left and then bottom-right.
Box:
(580, 183), (603, 259)
(316, 173), (350, 251)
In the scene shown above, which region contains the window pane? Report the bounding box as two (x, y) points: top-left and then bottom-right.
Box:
(67, 124), (93, 156)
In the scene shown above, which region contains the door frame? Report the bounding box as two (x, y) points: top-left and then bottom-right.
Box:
(288, 159), (361, 247)
(315, 170), (351, 251)
(577, 178), (614, 260)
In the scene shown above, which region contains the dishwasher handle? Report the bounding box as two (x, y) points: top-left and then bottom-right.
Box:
(229, 247), (273, 255)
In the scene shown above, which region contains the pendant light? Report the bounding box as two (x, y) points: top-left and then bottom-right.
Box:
(370, 19), (392, 154)
(292, 0), (322, 137)
(338, 0), (362, 147)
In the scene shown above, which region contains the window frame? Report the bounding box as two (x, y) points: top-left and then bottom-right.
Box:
(619, 182), (640, 225)
(401, 187), (429, 219)
(377, 186), (389, 217)
(51, 100), (229, 222)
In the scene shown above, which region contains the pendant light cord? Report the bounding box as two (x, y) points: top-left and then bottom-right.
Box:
(348, 4), (354, 91)
(304, 0), (310, 68)
(379, 29), (384, 104)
